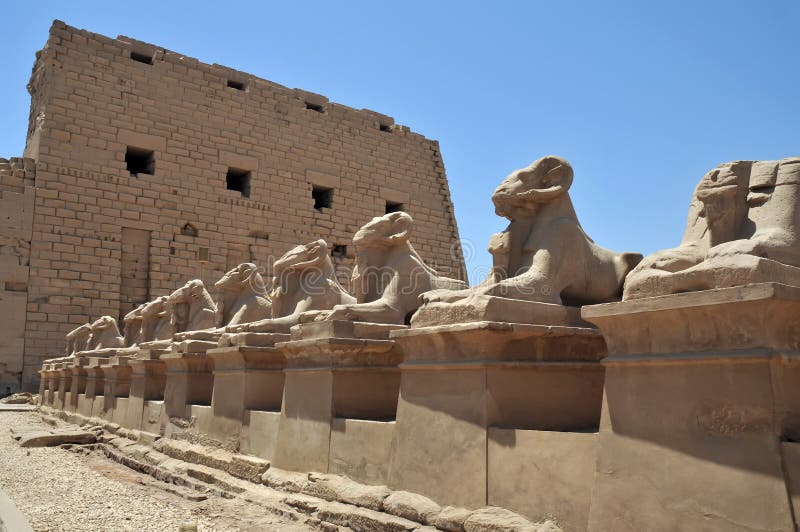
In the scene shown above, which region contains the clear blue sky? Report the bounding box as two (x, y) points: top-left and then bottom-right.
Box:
(1, 1), (798, 282)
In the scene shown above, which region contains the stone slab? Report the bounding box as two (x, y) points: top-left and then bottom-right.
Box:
(16, 429), (97, 447)
(583, 282), (800, 356)
(583, 283), (800, 532)
(625, 255), (800, 300)
(291, 320), (406, 341)
(488, 428), (596, 531)
(0, 404), (36, 412)
(329, 418), (395, 486)
(411, 295), (589, 328)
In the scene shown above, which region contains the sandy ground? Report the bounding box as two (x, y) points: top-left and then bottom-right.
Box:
(0, 411), (316, 531)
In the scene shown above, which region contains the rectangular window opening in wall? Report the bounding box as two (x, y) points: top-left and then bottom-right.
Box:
(125, 147), (154, 176)
(226, 168), (251, 198)
(312, 185), (333, 210)
(197, 247), (209, 262)
(227, 79), (246, 91)
(305, 101), (324, 113)
(130, 51), (153, 65)
(332, 245), (347, 259)
(379, 124), (392, 132)
(385, 201), (404, 214)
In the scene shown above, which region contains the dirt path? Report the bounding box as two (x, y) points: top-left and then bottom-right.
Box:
(0, 411), (317, 531)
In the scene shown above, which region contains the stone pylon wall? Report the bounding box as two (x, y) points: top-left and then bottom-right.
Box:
(15, 20), (465, 390)
(0, 158), (35, 394)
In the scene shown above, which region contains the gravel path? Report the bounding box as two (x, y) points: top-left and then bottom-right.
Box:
(0, 411), (315, 531)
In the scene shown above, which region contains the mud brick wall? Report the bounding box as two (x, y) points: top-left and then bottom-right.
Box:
(0, 158), (35, 393)
(15, 21), (465, 389)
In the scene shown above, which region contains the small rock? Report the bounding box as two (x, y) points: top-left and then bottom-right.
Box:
(261, 468), (308, 493)
(383, 490), (441, 525)
(303, 472), (390, 511)
(534, 520), (561, 532)
(463, 507), (545, 532)
(316, 500), (419, 532)
(228, 453), (270, 483)
(435, 506), (472, 531)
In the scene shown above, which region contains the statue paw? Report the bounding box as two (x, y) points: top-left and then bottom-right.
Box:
(422, 289), (469, 304)
(318, 306), (354, 321)
(707, 240), (765, 259)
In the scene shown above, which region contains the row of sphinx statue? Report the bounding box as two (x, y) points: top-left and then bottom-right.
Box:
(63, 210), (468, 356)
(63, 153), (800, 356)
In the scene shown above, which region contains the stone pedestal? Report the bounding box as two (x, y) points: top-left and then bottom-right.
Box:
(388, 316), (606, 521)
(205, 334), (288, 451)
(37, 361), (54, 403)
(161, 351), (214, 419)
(50, 362), (68, 407)
(39, 363), (56, 406)
(55, 363), (72, 410)
(124, 349), (167, 431)
(582, 283), (800, 532)
(66, 357), (90, 413)
(272, 320), (405, 475)
(100, 356), (133, 422)
(79, 357), (109, 418)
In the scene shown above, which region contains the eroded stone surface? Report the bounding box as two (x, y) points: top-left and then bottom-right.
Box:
(383, 490), (442, 525)
(625, 157), (800, 299)
(303, 472), (390, 511)
(462, 507), (540, 532)
(434, 506), (472, 532)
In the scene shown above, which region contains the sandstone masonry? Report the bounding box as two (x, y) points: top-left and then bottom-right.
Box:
(3, 20), (465, 392)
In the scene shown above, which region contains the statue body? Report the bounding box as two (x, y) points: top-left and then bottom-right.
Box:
(122, 304), (145, 347)
(172, 263), (271, 342)
(85, 315), (125, 351)
(65, 323), (92, 357)
(315, 212), (466, 325)
(139, 296), (174, 343)
(221, 240), (354, 343)
(423, 156), (641, 309)
(166, 279), (217, 333)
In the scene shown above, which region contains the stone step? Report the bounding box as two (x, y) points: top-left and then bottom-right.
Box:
(37, 409), (558, 532)
(15, 429), (97, 448)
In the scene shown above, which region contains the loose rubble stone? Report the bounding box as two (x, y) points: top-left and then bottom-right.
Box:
(229, 454), (270, 483)
(463, 507), (543, 532)
(383, 490), (442, 525)
(303, 472), (390, 511)
(262, 468), (309, 493)
(17, 429), (97, 448)
(316, 499), (419, 532)
(0, 392), (36, 404)
(435, 506), (472, 532)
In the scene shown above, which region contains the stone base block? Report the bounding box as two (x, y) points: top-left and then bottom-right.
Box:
(240, 409), (281, 461)
(624, 254), (800, 300)
(329, 418), (395, 486)
(125, 351), (166, 431)
(161, 352), (214, 420)
(139, 400), (161, 433)
(488, 428), (597, 532)
(582, 283), (800, 532)
(411, 295), (588, 328)
(388, 321), (606, 510)
(205, 345), (286, 450)
(273, 321), (406, 474)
